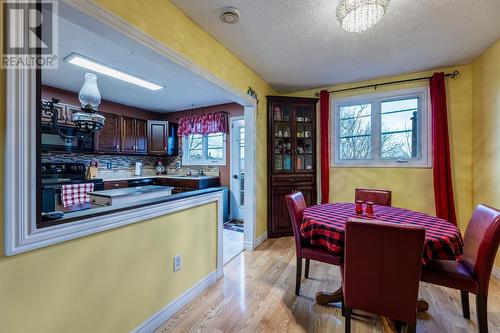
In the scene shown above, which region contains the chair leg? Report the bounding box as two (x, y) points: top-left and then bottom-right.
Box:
(305, 259), (310, 278)
(460, 290), (470, 319)
(476, 294), (488, 333)
(345, 307), (352, 333)
(295, 257), (302, 296)
(407, 324), (416, 333)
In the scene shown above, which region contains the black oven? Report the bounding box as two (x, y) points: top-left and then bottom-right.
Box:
(41, 124), (95, 152)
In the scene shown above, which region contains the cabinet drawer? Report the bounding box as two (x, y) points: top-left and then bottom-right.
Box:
(271, 175), (314, 186)
(103, 180), (129, 190)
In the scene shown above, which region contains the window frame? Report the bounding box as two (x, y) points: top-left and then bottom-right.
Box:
(331, 87), (432, 168)
(182, 132), (227, 166)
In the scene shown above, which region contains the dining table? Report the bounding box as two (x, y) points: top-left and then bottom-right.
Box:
(300, 202), (464, 308)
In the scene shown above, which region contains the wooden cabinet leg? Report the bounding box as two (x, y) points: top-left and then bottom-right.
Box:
(345, 307), (351, 333)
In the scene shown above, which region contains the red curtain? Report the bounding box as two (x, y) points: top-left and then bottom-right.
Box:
(430, 73), (457, 226)
(320, 90), (330, 204)
(177, 112), (227, 136)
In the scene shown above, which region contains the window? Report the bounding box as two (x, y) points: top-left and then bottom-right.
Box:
(333, 87), (430, 167)
(182, 132), (226, 165)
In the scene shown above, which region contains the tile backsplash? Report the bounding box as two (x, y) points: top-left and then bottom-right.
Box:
(41, 152), (220, 177)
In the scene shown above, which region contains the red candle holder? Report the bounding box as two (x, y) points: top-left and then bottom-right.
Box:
(365, 201), (374, 216)
(355, 200), (364, 215)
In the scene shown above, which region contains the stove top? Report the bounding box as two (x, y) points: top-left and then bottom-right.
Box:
(41, 163), (103, 185)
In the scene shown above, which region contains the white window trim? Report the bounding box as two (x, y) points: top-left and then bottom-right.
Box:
(331, 87), (432, 168)
(182, 133), (227, 166)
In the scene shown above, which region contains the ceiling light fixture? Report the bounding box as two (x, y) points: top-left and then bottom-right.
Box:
(337, 0), (390, 33)
(65, 53), (164, 91)
(219, 6), (240, 24)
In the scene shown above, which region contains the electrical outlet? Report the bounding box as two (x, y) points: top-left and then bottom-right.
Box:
(173, 254), (182, 272)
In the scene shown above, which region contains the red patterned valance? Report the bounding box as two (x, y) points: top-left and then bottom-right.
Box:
(178, 112), (227, 136)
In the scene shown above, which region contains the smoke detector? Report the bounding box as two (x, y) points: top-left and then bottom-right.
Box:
(219, 6), (240, 24)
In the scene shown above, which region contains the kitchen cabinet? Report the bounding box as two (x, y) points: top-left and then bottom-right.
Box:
(103, 180), (129, 190)
(155, 177), (220, 193)
(148, 121), (179, 156)
(267, 96), (318, 238)
(95, 112), (121, 153)
(148, 120), (168, 154)
(121, 116), (147, 154)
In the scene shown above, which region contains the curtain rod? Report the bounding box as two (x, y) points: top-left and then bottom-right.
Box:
(314, 70), (459, 97)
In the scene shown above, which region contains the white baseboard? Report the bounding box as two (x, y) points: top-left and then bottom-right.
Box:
(254, 232), (268, 249)
(493, 266), (500, 281)
(244, 231), (267, 251)
(133, 271), (218, 333)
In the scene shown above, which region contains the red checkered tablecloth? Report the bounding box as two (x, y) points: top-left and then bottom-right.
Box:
(300, 203), (463, 265)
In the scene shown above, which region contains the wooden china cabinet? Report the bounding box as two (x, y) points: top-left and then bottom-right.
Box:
(267, 96), (318, 238)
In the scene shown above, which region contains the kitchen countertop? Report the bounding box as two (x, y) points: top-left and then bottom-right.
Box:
(99, 175), (219, 182)
(90, 185), (174, 198)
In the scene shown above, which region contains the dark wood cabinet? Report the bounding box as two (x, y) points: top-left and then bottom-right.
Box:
(147, 121), (179, 156)
(103, 180), (129, 190)
(95, 112), (121, 153)
(148, 120), (169, 154)
(155, 177), (220, 193)
(267, 96), (318, 238)
(121, 116), (147, 154)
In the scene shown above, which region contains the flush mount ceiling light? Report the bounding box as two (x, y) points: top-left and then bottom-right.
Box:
(219, 6), (240, 24)
(337, 0), (390, 33)
(65, 53), (164, 91)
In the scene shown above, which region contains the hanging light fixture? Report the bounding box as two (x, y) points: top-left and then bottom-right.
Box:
(72, 73), (105, 132)
(337, 0), (390, 33)
(41, 73), (105, 143)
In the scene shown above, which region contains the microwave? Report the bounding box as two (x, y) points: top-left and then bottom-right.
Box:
(41, 125), (95, 152)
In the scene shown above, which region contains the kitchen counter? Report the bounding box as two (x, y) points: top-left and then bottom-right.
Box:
(90, 185), (174, 206)
(99, 174), (219, 182)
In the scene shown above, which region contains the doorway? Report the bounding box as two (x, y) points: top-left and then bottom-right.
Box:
(222, 116), (245, 264)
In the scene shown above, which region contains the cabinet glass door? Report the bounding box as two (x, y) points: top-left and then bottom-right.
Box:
(295, 105), (314, 172)
(273, 104), (293, 172)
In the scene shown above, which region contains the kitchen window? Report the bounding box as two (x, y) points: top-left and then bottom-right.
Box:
(332, 87), (431, 167)
(182, 132), (226, 165)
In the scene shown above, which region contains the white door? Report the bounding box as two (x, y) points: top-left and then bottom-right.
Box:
(230, 117), (245, 220)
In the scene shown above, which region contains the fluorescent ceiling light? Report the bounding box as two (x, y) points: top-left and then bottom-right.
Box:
(65, 54), (164, 91)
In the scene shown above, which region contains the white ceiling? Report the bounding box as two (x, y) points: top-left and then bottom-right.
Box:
(171, 0), (500, 93)
(42, 3), (235, 112)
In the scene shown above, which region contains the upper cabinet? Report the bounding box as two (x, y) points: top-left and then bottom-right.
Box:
(95, 112), (121, 153)
(41, 98), (178, 156)
(148, 120), (169, 154)
(120, 116), (148, 154)
(147, 120), (179, 156)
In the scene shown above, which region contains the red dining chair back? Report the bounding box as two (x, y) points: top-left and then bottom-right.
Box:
(420, 204), (500, 333)
(462, 204), (500, 295)
(286, 192), (342, 296)
(343, 218), (425, 333)
(286, 191), (308, 255)
(355, 188), (392, 206)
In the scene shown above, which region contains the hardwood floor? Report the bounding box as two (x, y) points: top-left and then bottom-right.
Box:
(223, 229), (244, 264)
(155, 237), (500, 333)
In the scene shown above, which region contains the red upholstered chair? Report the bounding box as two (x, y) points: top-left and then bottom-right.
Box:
(286, 192), (342, 295)
(355, 188), (392, 206)
(420, 204), (500, 333)
(343, 218), (426, 333)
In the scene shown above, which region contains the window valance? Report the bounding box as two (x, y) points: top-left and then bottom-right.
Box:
(178, 112), (227, 136)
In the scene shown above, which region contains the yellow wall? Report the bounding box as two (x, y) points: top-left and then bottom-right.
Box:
(0, 0), (276, 331)
(0, 203), (217, 332)
(93, 0), (277, 236)
(284, 65), (473, 232)
(472, 40), (500, 267)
